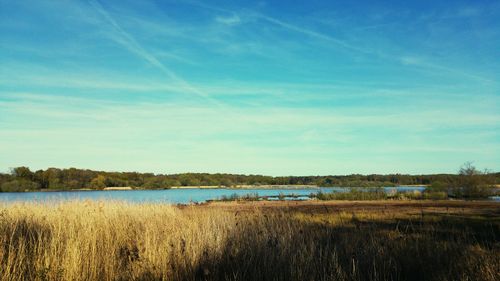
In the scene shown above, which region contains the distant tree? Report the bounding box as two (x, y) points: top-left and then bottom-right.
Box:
(1, 165), (498, 192)
(427, 181), (448, 192)
(143, 177), (168, 189)
(105, 177), (127, 187)
(11, 166), (33, 180)
(220, 178), (234, 187)
(89, 175), (107, 190)
(1, 179), (40, 192)
(43, 168), (64, 189)
(178, 174), (201, 186)
(454, 162), (493, 198)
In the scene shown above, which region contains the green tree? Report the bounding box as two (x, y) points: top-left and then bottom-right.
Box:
(1, 179), (40, 192)
(11, 166), (33, 180)
(427, 181), (448, 192)
(89, 175), (107, 190)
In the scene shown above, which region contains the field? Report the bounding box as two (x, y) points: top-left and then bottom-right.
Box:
(1, 200), (499, 281)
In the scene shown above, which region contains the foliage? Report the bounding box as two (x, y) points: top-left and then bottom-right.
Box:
(423, 191), (448, 200)
(0, 179), (40, 192)
(317, 188), (387, 200)
(89, 175), (107, 190)
(0, 165), (498, 192)
(317, 189), (451, 201)
(427, 180), (448, 192)
(10, 166), (34, 180)
(452, 162), (495, 198)
(218, 192), (260, 201)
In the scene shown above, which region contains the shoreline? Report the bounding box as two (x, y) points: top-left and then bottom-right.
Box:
(12, 184), (324, 192)
(169, 184), (320, 189)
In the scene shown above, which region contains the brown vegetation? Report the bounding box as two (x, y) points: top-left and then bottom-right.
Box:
(0, 200), (499, 281)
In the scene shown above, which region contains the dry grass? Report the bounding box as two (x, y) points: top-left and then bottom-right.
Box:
(0, 200), (499, 281)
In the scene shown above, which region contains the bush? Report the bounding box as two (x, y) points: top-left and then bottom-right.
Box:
(452, 162), (495, 198)
(393, 190), (423, 200)
(427, 181), (448, 192)
(88, 175), (106, 190)
(317, 188), (387, 200)
(423, 191), (448, 200)
(460, 185), (493, 198)
(1, 179), (40, 192)
(219, 193), (260, 201)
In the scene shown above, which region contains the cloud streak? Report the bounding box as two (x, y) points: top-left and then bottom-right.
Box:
(259, 13), (495, 83)
(1, 0), (498, 174)
(254, 14), (371, 54)
(215, 14), (241, 25)
(2, 93), (498, 174)
(88, 0), (222, 106)
(182, 0), (495, 84)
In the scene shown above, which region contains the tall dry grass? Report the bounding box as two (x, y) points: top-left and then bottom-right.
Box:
(0, 200), (498, 281)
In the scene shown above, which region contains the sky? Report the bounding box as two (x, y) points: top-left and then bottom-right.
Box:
(0, 0), (499, 176)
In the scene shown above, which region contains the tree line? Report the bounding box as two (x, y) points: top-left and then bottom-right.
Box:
(0, 164), (498, 193)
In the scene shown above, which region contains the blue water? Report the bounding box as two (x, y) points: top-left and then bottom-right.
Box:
(0, 186), (427, 204)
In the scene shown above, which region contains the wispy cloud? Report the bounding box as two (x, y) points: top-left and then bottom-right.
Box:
(215, 14), (241, 25)
(1, 0), (499, 174)
(87, 0), (222, 106)
(260, 14), (495, 83)
(2, 93), (498, 174)
(254, 14), (370, 54)
(182, 0), (496, 84)
(455, 6), (482, 18)
(399, 55), (495, 83)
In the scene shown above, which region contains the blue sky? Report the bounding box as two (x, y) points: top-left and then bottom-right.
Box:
(0, 0), (499, 175)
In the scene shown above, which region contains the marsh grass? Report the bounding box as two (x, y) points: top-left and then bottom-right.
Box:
(317, 188), (387, 200)
(316, 189), (451, 201)
(0, 200), (498, 281)
(218, 193), (260, 202)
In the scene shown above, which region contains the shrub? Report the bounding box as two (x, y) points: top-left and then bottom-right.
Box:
(317, 188), (387, 200)
(219, 193), (260, 201)
(452, 162), (495, 198)
(423, 191), (448, 200)
(427, 181), (448, 192)
(1, 179), (40, 192)
(394, 190), (423, 200)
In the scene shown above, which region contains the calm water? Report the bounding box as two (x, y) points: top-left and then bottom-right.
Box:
(0, 186), (426, 204)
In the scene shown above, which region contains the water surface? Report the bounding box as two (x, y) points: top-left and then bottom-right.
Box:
(0, 186), (427, 204)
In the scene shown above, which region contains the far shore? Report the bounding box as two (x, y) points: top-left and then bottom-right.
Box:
(31, 185), (321, 192)
(103, 186), (133, 191)
(170, 184), (319, 189)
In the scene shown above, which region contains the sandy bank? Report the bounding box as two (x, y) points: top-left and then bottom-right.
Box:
(103, 186), (133, 191)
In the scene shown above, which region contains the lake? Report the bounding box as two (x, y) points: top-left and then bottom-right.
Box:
(0, 186), (426, 204)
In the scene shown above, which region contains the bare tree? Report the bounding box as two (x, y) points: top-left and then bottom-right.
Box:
(455, 162), (493, 198)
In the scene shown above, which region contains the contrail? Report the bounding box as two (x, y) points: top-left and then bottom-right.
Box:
(88, 0), (223, 106)
(183, 0), (494, 84)
(255, 13), (494, 83)
(182, 0), (373, 54)
(400, 58), (495, 84)
(255, 14), (370, 55)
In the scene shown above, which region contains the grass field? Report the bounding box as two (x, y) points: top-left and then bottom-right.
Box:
(1, 200), (499, 281)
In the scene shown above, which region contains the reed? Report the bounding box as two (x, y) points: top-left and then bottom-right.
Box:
(0, 200), (498, 281)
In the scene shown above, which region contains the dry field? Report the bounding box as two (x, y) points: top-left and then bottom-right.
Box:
(0, 200), (499, 281)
